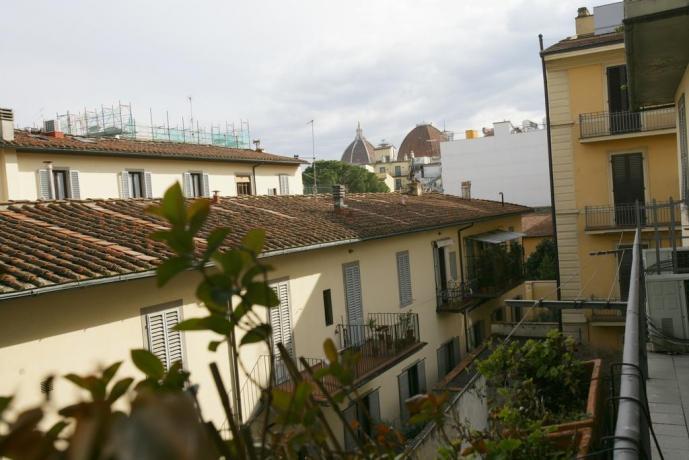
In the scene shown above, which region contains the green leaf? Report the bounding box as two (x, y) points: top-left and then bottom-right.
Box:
(174, 316), (232, 335)
(204, 228), (231, 259)
(240, 324), (271, 346)
(241, 228), (266, 254)
(131, 349), (165, 380)
(196, 278), (230, 313)
(208, 340), (224, 352)
(107, 377), (134, 404)
(0, 396), (13, 415)
(323, 339), (338, 364)
(159, 182), (187, 226)
(156, 256), (191, 287)
(187, 198), (210, 235)
(244, 282), (279, 307)
(46, 420), (69, 440)
(271, 389), (292, 412)
(102, 362), (122, 386)
(213, 250), (244, 278)
(162, 361), (189, 389)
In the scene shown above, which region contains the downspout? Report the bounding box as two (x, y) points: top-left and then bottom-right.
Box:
(539, 34), (562, 301)
(457, 223), (473, 354)
(251, 163), (261, 195)
(227, 299), (243, 423)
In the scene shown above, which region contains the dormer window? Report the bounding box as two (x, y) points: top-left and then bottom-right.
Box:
(36, 167), (81, 200)
(183, 172), (209, 198)
(119, 170), (152, 199)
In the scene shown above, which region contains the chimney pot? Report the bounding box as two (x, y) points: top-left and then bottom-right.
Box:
(212, 190), (220, 204)
(333, 184), (346, 209)
(575, 7), (594, 36)
(0, 108), (15, 142)
(461, 181), (471, 199)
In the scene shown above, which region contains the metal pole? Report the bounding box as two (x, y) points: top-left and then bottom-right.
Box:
(670, 197), (677, 273)
(539, 34), (561, 300)
(149, 108), (154, 140)
(652, 199), (661, 274)
(308, 119), (316, 194)
(166, 111), (171, 142)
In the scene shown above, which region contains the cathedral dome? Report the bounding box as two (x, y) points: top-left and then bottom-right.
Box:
(397, 123), (448, 161)
(341, 122), (375, 164)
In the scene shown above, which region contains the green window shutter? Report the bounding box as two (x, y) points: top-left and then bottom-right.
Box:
(398, 369), (410, 422)
(417, 360), (427, 393)
(368, 390), (381, 425)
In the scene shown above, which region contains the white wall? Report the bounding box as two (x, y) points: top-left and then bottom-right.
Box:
(440, 124), (549, 207)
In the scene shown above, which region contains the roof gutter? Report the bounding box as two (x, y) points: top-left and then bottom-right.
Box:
(12, 146), (306, 166)
(0, 209), (530, 302)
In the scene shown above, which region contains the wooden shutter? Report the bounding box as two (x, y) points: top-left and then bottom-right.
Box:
(343, 262), (364, 325)
(119, 171), (130, 199)
(202, 173), (210, 197)
(452, 337), (461, 366)
(37, 169), (52, 200)
(437, 344), (448, 380)
(343, 403), (357, 451)
(145, 307), (183, 371)
(368, 390), (381, 425)
(397, 369), (410, 422)
(182, 173), (192, 197)
(144, 172), (153, 198)
(417, 360), (427, 393)
(611, 153), (644, 206)
(279, 174), (289, 195)
(69, 170), (81, 199)
(396, 251), (412, 307)
(449, 251), (458, 280)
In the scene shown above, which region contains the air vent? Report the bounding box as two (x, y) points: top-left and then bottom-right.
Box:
(0, 108), (13, 121)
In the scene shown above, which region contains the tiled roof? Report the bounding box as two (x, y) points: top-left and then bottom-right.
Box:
(0, 130), (306, 165)
(0, 193), (530, 297)
(522, 212), (553, 238)
(542, 32), (624, 56)
(397, 124), (448, 160)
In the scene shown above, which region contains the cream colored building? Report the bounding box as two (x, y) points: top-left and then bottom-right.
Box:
(0, 189), (529, 448)
(0, 114), (304, 201)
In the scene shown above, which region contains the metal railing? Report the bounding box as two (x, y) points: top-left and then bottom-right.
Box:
(335, 312), (420, 382)
(238, 354), (324, 424)
(436, 281), (475, 311)
(613, 228), (650, 459)
(585, 199), (681, 230)
(580, 106), (675, 139)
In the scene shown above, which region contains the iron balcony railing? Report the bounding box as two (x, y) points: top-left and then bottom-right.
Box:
(238, 355), (324, 424)
(579, 106), (675, 139)
(585, 200), (681, 230)
(335, 312), (421, 382)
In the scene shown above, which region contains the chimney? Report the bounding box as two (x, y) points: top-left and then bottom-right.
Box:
(461, 181), (471, 199)
(0, 108), (15, 142)
(333, 184), (346, 209)
(253, 139), (263, 152)
(212, 190), (220, 204)
(43, 119), (64, 138)
(407, 180), (423, 196)
(575, 7), (594, 36)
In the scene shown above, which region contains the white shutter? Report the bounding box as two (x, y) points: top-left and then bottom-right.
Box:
(202, 173), (210, 197)
(279, 174), (289, 195)
(398, 370), (410, 422)
(182, 173), (192, 197)
(396, 251), (412, 307)
(269, 281), (294, 358)
(144, 172), (153, 198)
(69, 170), (81, 200)
(343, 262), (363, 324)
(119, 171), (130, 199)
(145, 307), (183, 371)
(37, 169), (52, 200)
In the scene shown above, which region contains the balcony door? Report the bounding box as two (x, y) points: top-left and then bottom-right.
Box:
(612, 153), (645, 226)
(607, 65), (639, 134)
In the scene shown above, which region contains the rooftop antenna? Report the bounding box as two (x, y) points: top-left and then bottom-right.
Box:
(187, 96), (193, 139)
(307, 120), (316, 194)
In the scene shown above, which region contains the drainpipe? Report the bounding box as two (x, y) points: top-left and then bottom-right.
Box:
(539, 34), (562, 300)
(251, 163), (261, 195)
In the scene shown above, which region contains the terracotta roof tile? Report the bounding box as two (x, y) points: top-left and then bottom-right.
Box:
(0, 193), (530, 296)
(1, 130), (306, 165)
(522, 212), (553, 238)
(542, 32), (624, 56)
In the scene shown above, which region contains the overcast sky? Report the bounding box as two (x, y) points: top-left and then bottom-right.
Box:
(1, 0), (612, 159)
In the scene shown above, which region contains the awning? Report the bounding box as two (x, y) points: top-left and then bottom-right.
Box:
(469, 230), (524, 244)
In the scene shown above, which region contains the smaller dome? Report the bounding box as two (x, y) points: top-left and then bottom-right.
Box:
(341, 122), (375, 164)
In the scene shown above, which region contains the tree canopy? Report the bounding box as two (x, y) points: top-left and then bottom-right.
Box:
(302, 160), (389, 193)
(525, 238), (557, 280)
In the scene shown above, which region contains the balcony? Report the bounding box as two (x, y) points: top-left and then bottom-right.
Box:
(584, 200), (681, 231)
(335, 312), (423, 386)
(579, 107), (675, 140)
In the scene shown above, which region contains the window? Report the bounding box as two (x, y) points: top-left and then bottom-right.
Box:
(396, 251), (412, 307)
(449, 251), (458, 280)
(398, 360), (426, 422)
(323, 289), (333, 326)
(394, 179), (402, 191)
(270, 280), (294, 383)
(142, 302), (185, 371)
(437, 337), (460, 380)
(190, 173), (202, 197)
(394, 165), (402, 177)
(469, 320), (484, 350)
(36, 168), (80, 200)
(278, 174), (290, 195)
(379, 166), (386, 173)
(129, 171), (145, 198)
(344, 390), (381, 451)
(236, 176), (252, 195)
(183, 172), (209, 198)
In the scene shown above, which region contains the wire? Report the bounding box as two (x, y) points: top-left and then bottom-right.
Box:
(607, 232), (627, 302)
